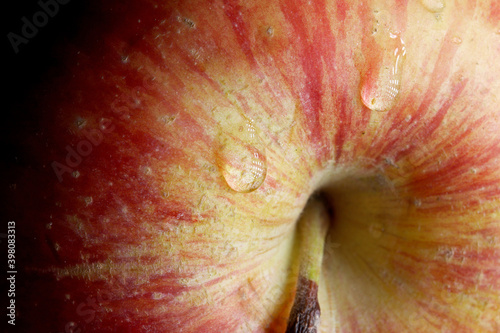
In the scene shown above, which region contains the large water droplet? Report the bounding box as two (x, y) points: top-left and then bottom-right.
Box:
(217, 117), (267, 193)
(420, 0), (445, 12)
(361, 34), (406, 112)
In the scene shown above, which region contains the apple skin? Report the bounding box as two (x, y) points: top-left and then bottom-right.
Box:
(4, 0), (500, 332)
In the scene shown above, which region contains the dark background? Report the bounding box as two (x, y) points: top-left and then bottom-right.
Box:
(3, 3), (87, 330)
(4, 0), (87, 111)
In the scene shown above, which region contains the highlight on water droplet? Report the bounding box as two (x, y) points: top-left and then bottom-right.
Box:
(217, 117), (267, 193)
(420, 0), (445, 12)
(361, 33), (406, 112)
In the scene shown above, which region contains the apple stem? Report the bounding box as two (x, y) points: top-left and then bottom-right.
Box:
(285, 196), (330, 333)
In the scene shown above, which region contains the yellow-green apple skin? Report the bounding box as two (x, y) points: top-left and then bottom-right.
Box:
(5, 0), (500, 332)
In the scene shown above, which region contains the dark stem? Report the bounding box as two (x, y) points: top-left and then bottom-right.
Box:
(285, 195), (330, 332)
(285, 275), (321, 333)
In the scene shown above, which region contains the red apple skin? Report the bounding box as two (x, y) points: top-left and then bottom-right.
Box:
(4, 0), (500, 332)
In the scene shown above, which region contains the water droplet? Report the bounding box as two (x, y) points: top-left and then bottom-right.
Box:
(452, 36), (462, 44)
(217, 117), (267, 193)
(420, 0), (445, 12)
(361, 34), (406, 112)
(369, 222), (384, 238)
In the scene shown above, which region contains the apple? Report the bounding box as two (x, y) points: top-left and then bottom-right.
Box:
(4, 0), (500, 332)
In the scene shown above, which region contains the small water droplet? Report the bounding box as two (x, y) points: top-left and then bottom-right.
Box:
(369, 222), (384, 238)
(72, 170), (80, 178)
(217, 117), (267, 193)
(452, 36), (462, 44)
(361, 34), (406, 112)
(420, 0), (445, 12)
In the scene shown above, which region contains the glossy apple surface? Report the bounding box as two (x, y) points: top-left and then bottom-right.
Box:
(5, 0), (500, 332)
